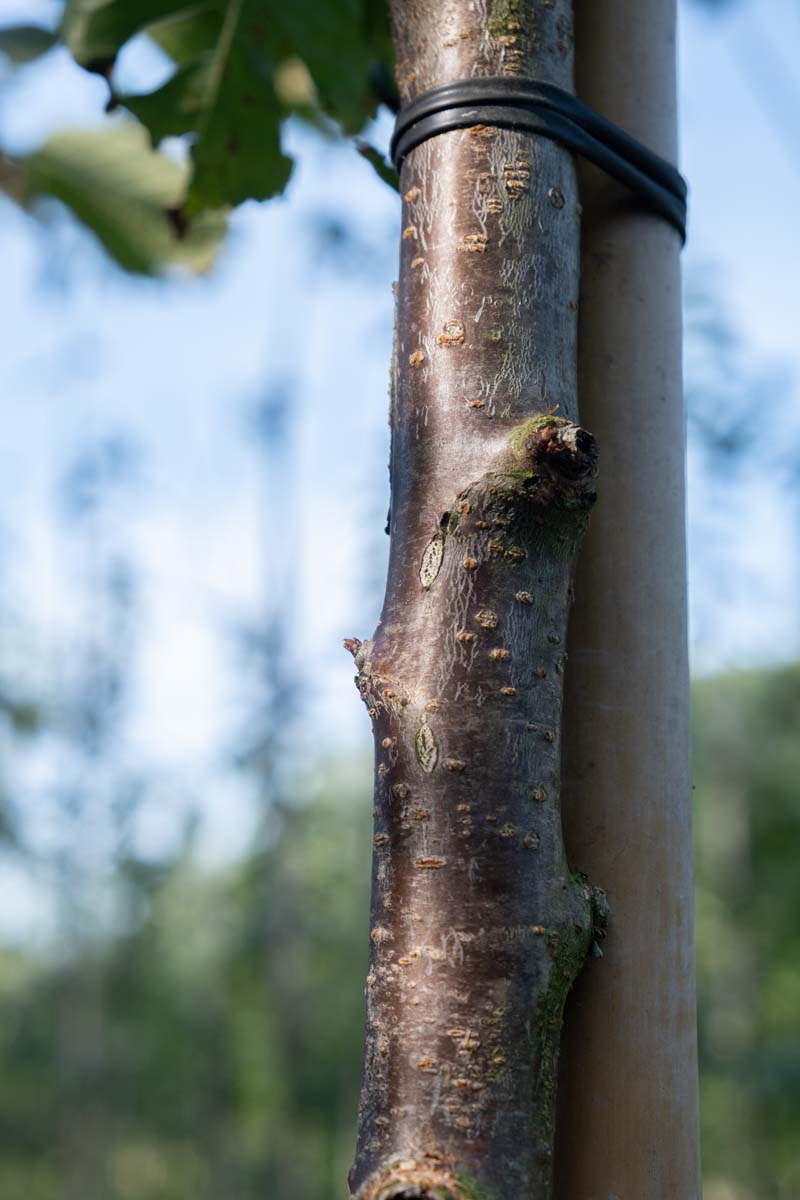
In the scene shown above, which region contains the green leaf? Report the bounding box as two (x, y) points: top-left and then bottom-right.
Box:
(126, 13), (293, 210)
(61, 0), (393, 212)
(60, 0), (207, 65)
(146, 6), (223, 65)
(11, 123), (226, 274)
(125, 2), (294, 210)
(0, 24), (58, 63)
(120, 58), (215, 143)
(262, 0), (387, 134)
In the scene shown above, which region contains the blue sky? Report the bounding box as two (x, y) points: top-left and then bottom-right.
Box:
(0, 1), (798, 910)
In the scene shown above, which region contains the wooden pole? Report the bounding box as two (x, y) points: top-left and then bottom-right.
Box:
(555, 2), (702, 1196)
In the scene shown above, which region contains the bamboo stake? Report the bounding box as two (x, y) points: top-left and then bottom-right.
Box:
(556, 2), (702, 1195)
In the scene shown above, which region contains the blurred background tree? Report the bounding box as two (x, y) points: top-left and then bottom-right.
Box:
(0, 1), (797, 1198)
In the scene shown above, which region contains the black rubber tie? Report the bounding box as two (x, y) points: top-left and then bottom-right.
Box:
(391, 77), (687, 242)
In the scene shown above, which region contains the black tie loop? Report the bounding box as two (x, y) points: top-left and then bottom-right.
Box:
(390, 77), (687, 242)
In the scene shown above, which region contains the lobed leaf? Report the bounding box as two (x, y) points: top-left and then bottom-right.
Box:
(0, 0), (393, 271)
(12, 123), (226, 274)
(61, 0), (392, 211)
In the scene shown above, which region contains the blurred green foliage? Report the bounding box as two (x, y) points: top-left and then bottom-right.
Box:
(694, 664), (800, 1200)
(0, 762), (372, 1200)
(0, 667), (796, 1198)
(0, 1), (394, 274)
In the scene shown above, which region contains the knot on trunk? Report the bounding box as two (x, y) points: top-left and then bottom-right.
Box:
(520, 420), (598, 483)
(443, 416), (598, 556)
(508, 415), (598, 487)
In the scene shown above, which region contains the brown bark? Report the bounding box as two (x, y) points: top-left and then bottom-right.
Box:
(555, 1), (701, 1196)
(348, 4), (603, 1198)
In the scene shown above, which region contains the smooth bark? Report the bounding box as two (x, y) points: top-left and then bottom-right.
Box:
(349, 4), (604, 1198)
(556, 1), (702, 1196)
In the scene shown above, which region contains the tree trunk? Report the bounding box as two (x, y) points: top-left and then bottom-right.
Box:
(556, 1), (701, 1196)
(348, 4), (605, 1198)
